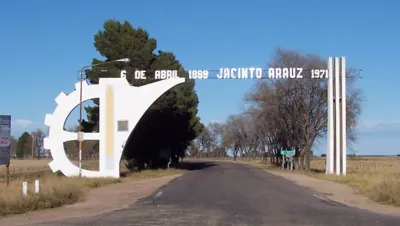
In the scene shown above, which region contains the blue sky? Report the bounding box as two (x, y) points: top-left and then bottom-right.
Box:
(1, 0), (399, 155)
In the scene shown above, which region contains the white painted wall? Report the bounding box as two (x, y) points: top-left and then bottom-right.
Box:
(45, 76), (185, 178)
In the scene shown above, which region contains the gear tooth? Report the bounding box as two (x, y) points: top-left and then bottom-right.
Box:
(55, 92), (67, 104)
(48, 160), (59, 172)
(74, 82), (80, 91)
(43, 137), (51, 150)
(75, 80), (89, 91)
(44, 114), (53, 127)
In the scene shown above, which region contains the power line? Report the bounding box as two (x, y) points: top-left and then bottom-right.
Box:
(192, 74), (363, 80)
(81, 68), (370, 80)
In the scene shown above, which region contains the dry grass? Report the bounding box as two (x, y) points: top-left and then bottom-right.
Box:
(0, 159), (51, 179)
(0, 159), (98, 178)
(0, 176), (83, 216)
(0, 159), (186, 217)
(307, 157), (400, 207)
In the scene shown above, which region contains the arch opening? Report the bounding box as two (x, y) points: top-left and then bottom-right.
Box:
(122, 105), (191, 171)
(62, 98), (100, 170)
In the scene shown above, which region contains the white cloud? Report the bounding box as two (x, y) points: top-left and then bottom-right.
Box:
(357, 120), (400, 133)
(13, 119), (33, 128)
(208, 120), (225, 124)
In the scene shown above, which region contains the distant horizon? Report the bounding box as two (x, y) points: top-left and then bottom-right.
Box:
(7, 121), (400, 156)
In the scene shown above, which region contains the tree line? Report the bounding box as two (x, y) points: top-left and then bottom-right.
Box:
(9, 127), (99, 161)
(189, 49), (363, 171)
(9, 129), (47, 159)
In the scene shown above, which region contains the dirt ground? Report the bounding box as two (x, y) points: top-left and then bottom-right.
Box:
(0, 174), (182, 226)
(268, 170), (400, 216)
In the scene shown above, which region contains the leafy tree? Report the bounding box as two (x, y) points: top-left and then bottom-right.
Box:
(220, 113), (260, 160)
(190, 122), (230, 158)
(32, 129), (45, 159)
(16, 132), (32, 159)
(187, 141), (199, 157)
(245, 48), (363, 170)
(82, 19), (203, 168)
(194, 49), (363, 172)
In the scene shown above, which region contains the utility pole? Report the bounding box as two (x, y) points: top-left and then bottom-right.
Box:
(31, 132), (35, 159)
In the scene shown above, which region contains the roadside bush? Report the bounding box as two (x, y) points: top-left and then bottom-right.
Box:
(369, 180), (400, 207)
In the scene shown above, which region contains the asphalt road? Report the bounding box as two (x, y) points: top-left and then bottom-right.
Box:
(38, 161), (400, 226)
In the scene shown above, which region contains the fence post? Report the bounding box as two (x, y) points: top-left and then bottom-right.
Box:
(34, 180), (39, 193)
(22, 182), (28, 196)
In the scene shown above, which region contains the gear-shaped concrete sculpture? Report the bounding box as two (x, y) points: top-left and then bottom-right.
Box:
(44, 73), (185, 178)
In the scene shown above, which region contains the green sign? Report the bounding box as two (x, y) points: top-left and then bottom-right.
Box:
(280, 150), (295, 156)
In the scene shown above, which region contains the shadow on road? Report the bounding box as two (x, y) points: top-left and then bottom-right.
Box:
(173, 161), (217, 171)
(310, 168), (325, 174)
(118, 161), (217, 177)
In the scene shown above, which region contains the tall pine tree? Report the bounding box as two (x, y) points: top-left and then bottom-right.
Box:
(16, 132), (31, 159)
(82, 20), (203, 168)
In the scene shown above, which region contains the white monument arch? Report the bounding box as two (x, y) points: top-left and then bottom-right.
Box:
(44, 57), (346, 178)
(326, 57), (347, 175)
(44, 72), (185, 178)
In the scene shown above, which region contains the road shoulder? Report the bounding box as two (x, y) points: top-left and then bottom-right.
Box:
(0, 174), (182, 226)
(268, 170), (400, 216)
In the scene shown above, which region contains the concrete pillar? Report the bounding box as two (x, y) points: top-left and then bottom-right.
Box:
(326, 57), (346, 175)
